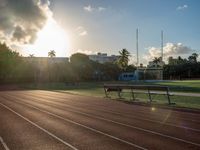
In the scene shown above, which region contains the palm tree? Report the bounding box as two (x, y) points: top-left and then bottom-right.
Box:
(48, 50), (56, 58)
(29, 54), (34, 57)
(188, 53), (198, 63)
(117, 48), (130, 71)
(153, 57), (162, 67)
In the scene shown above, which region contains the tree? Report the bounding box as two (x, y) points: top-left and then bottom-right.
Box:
(168, 56), (175, 65)
(152, 57), (162, 67)
(102, 62), (121, 80)
(168, 56), (187, 65)
(164, 54), (200, 80)
(70, 53), (94, 81)
(188, 53), (198, 63)
(70, 53), (90, 64)
(48, 50), (56, 57)
(29, 54), (34, 57)
(117, 48), (130, 71)
(0, 42), (22, 82)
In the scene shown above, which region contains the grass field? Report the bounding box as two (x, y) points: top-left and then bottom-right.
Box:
(21, 80), (200, 110)
(150, 80), (200, 93)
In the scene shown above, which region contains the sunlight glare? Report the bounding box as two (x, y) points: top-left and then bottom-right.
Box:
(27, 18), (70, 57)
(151, 107), (156, 111)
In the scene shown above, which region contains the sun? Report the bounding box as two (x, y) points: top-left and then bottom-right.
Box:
(26, 18), (70, 57)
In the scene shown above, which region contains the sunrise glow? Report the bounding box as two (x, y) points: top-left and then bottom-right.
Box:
(27, 18), (70, 57)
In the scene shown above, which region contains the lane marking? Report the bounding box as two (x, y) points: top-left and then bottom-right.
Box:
(0, 100), (147, 150)
(0, 103), (78, 150)
(24, 91), (200, 123)
(8, 89), (200, 118)
(0, 136), (10, 150)
(12, 90), (200, 121)
(34, 95), (200, 132)
(13, 98), (200, 147)
(3, 97), (200, 148)
(9, 93), (200, 132)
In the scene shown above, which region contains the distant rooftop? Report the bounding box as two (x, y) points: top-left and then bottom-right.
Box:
(23, 57), (69, 63)
(88, 52), (119, 64)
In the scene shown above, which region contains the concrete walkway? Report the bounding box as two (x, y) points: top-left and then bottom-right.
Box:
(173, 92), (200, 97)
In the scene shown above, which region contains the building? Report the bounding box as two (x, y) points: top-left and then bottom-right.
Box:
(88, 52), (119, 64)
(147, 60), (165, 68)
(118, 72), (136, 81)
(135, 67), (163, 80)
(118, 60), (164, 81)
(136, 59), (164, 80)
(23, 57), (69, 64)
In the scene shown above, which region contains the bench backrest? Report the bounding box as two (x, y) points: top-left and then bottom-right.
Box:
(104, 84), (169, 91)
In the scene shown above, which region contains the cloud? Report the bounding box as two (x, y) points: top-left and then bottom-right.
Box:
(143, 43), (193, 62)
(12, 26), (34, 44)
(98, 7), (106, 12)
(177, 4), (188, 11)
(76, 26), (88, 36)
(0, 0), (51, 45)
(84, 5), (94, 12)
(128, 54), (137, 65)
(79, 31), (88, 36)
(164, 43), (192, 55)
(83, 5), (106, 13)
(76, 49), (95, 55)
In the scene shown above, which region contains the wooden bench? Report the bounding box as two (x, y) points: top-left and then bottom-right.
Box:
(104, 84), (174, 104)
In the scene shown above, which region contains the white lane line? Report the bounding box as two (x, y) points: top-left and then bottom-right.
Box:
(0, 136), (10, 150)
(0, 103), (78, 150)
(5, 94), (200, 148)
(11, 93), (200, 133)
(38, 96), (200, 132)
(5, 97), (200, 150)
(24, 92), (200, 123)
(0, 100), (147, 150)
(11, 97), (200, 148)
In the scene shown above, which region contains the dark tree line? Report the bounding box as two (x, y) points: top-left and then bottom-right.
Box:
(1, 42), (199, 83)
(163, 54), (200, 80)
(0, 43), (136, 83)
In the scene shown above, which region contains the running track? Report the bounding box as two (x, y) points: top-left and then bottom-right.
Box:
(0, 90), (200, 150)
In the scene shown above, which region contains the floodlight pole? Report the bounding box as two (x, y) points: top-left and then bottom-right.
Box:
(136, 28), (139, 67)
(161, 30), (164, 80)
(161, 30), (163, 61)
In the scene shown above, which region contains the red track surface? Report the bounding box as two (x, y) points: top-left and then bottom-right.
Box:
(0, 90), (200, 150)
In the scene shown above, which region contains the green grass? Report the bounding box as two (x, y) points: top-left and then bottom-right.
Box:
(21, 80), (200, 92)
(150, 80), (200, 93)
(57, 88), (200, 110)
(19, 80), (200, 110)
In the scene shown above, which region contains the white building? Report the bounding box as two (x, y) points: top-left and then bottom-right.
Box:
(135, 67), (164, 80)
(23, 57), (69, 64)
(147, 60), (165, 68)
(88, 52), (119, 64)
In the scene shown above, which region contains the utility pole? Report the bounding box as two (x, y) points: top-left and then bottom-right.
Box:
(136, 28), (139, 66)
(161, 30), (163, 61)
(161, 30), (164, 80)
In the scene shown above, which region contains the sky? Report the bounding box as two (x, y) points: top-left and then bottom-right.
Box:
(0, 0), (200, 65)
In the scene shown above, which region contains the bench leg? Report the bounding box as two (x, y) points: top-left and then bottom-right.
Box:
(167, 95), (171, 104)
(166, 90), (171, 104)
(148, 89), (152, 103)
(131, 89), (135, 101)
(104, 88), (109, 98)
(117, 88), (121, 98)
